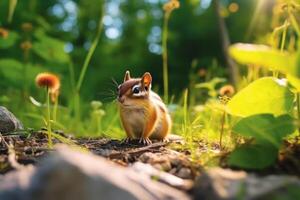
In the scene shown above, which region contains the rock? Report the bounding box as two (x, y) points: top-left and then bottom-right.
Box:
(138, 151), (194, 177)
(131, 162), (193, 191)
(139, 152), (172, 171)
(0, 106), (23, 134)
(193, 168), (300, 200)
(177, 168), (193, 179)
(0, 145), (191, 200)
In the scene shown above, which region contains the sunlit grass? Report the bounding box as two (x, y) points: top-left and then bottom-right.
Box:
(171, 91), (236, 167)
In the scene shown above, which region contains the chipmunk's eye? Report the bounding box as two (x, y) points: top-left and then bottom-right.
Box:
(132, 85), (140, 94)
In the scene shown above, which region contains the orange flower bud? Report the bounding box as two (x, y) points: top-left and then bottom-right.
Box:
(20, 41), (32, 51)
(163, 0), (180, 13)
(36, 73), (60, 92)
(219, 85), (235, 97)
(0, 28), (9, 39)
(21, 23), (33, 32)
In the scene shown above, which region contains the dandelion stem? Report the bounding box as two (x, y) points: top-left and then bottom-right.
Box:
(162, 12), (170, 103)
(46, 88), (53, 148)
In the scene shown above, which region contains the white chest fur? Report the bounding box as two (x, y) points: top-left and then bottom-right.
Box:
(122, 108), (146, 137)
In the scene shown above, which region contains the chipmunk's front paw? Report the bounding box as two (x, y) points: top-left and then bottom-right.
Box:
(139, 137), (152, 145)
(121, 137), (132, 144)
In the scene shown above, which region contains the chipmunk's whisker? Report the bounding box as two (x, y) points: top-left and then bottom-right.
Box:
(97, 87), (118, 102)
(111, 77), (119, 87)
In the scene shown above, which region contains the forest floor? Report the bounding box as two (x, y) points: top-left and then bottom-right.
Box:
(1, 131), (300, 195)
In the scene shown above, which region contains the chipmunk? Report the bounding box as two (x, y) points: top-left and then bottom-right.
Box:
(117, 71), (172, 145)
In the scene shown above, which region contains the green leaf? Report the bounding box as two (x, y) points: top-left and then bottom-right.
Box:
(228, 114), (295, 169)
(0, 31), (19, 49)
(229, 43), (300, 77)
(0, 59), (23, 80)
(0, 59), (46, 87)
(228, 143), (278, 169)
(233, 114), (295, 147)
(227, 77), (294, 117)
(287, 74), (300, 92)
(32, 30), (69, 63)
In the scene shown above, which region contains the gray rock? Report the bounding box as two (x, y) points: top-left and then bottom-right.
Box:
(131, 162), (193, 191)
(177, 168), (192, 179)
(193, 168), (300, 200)
(0, 106), (23, 134)
(0, 145), (191, 200)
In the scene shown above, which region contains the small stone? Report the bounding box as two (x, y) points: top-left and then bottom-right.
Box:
(0, 107), (23, 134)
(132, 162), (193, 191)
(177, 168), (192, 179)
(160, 161), (172, 171)
(139, 152), (155, 163)
(193, 168), (300, 200)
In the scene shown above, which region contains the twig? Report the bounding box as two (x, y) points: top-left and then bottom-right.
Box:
(108, 142), (167, 159)
(0, 132), (24, 170)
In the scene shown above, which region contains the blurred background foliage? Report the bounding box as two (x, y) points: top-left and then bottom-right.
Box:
(0, 0), (275, 135)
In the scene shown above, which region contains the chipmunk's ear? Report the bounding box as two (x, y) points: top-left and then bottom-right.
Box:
(124, 70), (131, 82)
(141, 72), (152, 89)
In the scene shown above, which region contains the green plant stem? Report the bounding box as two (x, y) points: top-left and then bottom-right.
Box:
(273, 20), (289, 78)
(68, 60), (76, 94)
(74, 3), (104, 124)
(162, 12), (170, 103)
(76, 8), (104, 92)
(183, 89), (188, 138)
(280, 20), (288, 52)
(74, 92), (81, 125)
(219, 110), (226, 149)
(46, 88), (53, 148)
(53, 97), (58, 122)
(8, 0), (17, 23)
(297, 93), (300, 134)
(288, 12), (300, 36)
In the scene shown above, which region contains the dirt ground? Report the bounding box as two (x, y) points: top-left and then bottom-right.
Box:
(1, 131), (300, 191)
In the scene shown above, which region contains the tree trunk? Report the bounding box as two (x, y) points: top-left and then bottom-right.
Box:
(213, 0), (239, 87)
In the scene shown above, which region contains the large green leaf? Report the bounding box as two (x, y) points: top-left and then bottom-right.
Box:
(229, 43), (300, 78)
(228, 143), (278, 169)
(232, 114), (295, 147)
(227, 77), (294, 117)
(0, 31), (19, 49)
(229, 114), (295, 169)
(32, 30), (69, 63)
